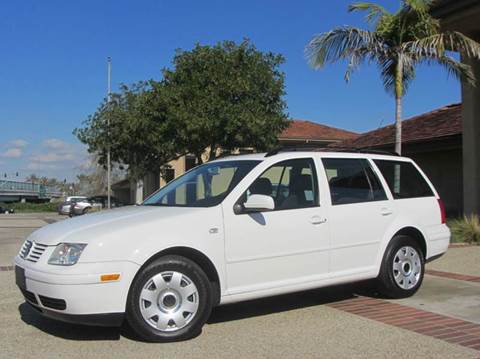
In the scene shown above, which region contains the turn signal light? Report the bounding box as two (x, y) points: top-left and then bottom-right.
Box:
(100, 273), (121, 282)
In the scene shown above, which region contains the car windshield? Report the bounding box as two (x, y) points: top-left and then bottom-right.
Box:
(143, 160), (260, 208)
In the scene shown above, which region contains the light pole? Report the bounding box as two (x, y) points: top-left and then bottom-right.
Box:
(107, 57), (112, 209)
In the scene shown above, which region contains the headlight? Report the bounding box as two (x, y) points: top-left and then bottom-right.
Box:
(48, 243), (87, 266)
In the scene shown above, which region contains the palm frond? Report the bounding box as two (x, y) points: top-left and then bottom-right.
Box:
(348, 2), (388, 24)
(403, 31), (480, 59)
(344, 45), (384, 81)
(378, 53), (416, 96)
(305, 27), (385, 69)
(422, 55), (476, 86)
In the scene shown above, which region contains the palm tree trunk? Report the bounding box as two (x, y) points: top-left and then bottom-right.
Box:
(395, 95), (402, 155)
(394, 59), (403, 155)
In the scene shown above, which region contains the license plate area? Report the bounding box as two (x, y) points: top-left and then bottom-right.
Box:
(15, 266), (26, 289)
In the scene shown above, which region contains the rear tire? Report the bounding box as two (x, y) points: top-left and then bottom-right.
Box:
(377, 235), (425, 299)
(126, 255), (213, 342)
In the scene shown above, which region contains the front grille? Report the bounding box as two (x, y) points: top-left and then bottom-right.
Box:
(39, 295), (66, 310)
(19, 240), (48, 263)
(20, 288), (38, 305)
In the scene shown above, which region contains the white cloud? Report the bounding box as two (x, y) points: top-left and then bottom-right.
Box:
(1, 148), (23, 158)
(27, 138), (87, 175)
(9, 139), (28, 148)
(43, 138), (70, 151)
(30, 152), (76, 163)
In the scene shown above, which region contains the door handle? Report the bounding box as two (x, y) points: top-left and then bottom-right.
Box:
(310, 216), (327, 225)
(380, 208), (393, 216)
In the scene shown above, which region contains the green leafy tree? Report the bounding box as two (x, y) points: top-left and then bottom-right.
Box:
(306, 0), (480, 154)
(163, 39), (290, 163)
(74, 82), (181, 180)
(76, 39), (290, 183)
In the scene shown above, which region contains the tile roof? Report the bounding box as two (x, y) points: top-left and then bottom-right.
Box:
(280, 120), (359, 142)
(332, 103), (462, 148)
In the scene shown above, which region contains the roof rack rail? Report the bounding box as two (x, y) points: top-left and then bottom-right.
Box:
(264, 146), (399, 157)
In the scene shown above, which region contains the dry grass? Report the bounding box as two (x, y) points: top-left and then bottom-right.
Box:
(449, 215), (480, 244)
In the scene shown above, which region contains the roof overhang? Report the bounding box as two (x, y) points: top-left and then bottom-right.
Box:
(431, 0), (480, 37)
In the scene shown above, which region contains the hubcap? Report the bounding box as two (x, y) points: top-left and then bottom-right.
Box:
(393, 246), (422, 290)
(139, 271), (199, 332)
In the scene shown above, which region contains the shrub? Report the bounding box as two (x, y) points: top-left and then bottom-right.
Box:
(449, 215), (480, 244)
(0, 202), (58, 213)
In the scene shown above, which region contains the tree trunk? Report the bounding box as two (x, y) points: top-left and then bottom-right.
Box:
(135, 179), (144, 204)
(395, 95), (402, 155)
(394, 58), (403, 156)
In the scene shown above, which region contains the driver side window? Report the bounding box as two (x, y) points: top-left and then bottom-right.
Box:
(244, 158), (319, 211)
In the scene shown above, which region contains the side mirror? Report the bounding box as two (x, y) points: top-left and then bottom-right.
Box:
(238, 194), (275, 213)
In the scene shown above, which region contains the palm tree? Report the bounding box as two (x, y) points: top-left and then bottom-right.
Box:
(306, 0), (480, 155)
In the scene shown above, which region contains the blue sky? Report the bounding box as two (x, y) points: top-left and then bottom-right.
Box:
(0, 0), (460, 180)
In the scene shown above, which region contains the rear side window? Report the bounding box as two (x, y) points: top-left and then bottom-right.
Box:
(373, 160), (434, 199)
(322, 158), (387, 205)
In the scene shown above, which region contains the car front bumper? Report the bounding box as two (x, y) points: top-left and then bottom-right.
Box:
(14, 257), (140, 327)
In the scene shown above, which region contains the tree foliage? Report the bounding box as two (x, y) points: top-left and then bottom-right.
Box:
(163, 40), (289, 162)
(75, 39), (289, 178)
(74, 82), (181, 180)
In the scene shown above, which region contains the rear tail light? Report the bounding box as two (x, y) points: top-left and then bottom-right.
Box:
(438, 198), (446, 224)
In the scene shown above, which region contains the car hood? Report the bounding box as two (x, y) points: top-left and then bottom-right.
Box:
(28, 205), (204, 246)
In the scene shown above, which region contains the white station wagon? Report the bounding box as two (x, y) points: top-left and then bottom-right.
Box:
(15, 150), (450, 342)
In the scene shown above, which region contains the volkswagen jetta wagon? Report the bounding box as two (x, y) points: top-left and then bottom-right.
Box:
(15, 150), (450, 342)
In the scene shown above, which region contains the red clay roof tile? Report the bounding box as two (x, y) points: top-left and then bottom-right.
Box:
(332, 103), (461, 148)
(280, 120), (359, 141)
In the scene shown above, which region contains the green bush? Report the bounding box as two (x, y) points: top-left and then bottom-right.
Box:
(449, 215), (480, 244)
(0, 202), (58, 213)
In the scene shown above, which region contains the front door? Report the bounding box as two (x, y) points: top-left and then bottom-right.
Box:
(222, 157), (330, 295)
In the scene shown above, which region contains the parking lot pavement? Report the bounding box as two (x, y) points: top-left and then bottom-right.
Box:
(0, 213), (479, 358)
(427, 245), (480, 277)
(0, 213), (64, 267)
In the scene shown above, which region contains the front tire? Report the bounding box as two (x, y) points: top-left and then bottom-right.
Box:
(377, 235), (425, 299)
(126, 255), (213, 342)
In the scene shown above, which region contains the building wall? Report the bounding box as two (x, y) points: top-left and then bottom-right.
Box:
(409, 149), (463, 217)
(433, 0), (480, 215)
(461, 54), (480, 216)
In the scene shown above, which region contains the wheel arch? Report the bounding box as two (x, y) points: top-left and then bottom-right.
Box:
(135, 246), (221, 305)
(392, 226), (427, 259)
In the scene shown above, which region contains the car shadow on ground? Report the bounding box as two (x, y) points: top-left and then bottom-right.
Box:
(19, 303), (122, 341)
(18, 281), (382, 342)
(208, 280), (380, 324)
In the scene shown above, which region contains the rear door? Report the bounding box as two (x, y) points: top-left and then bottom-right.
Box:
(321, 157), (395, 277)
